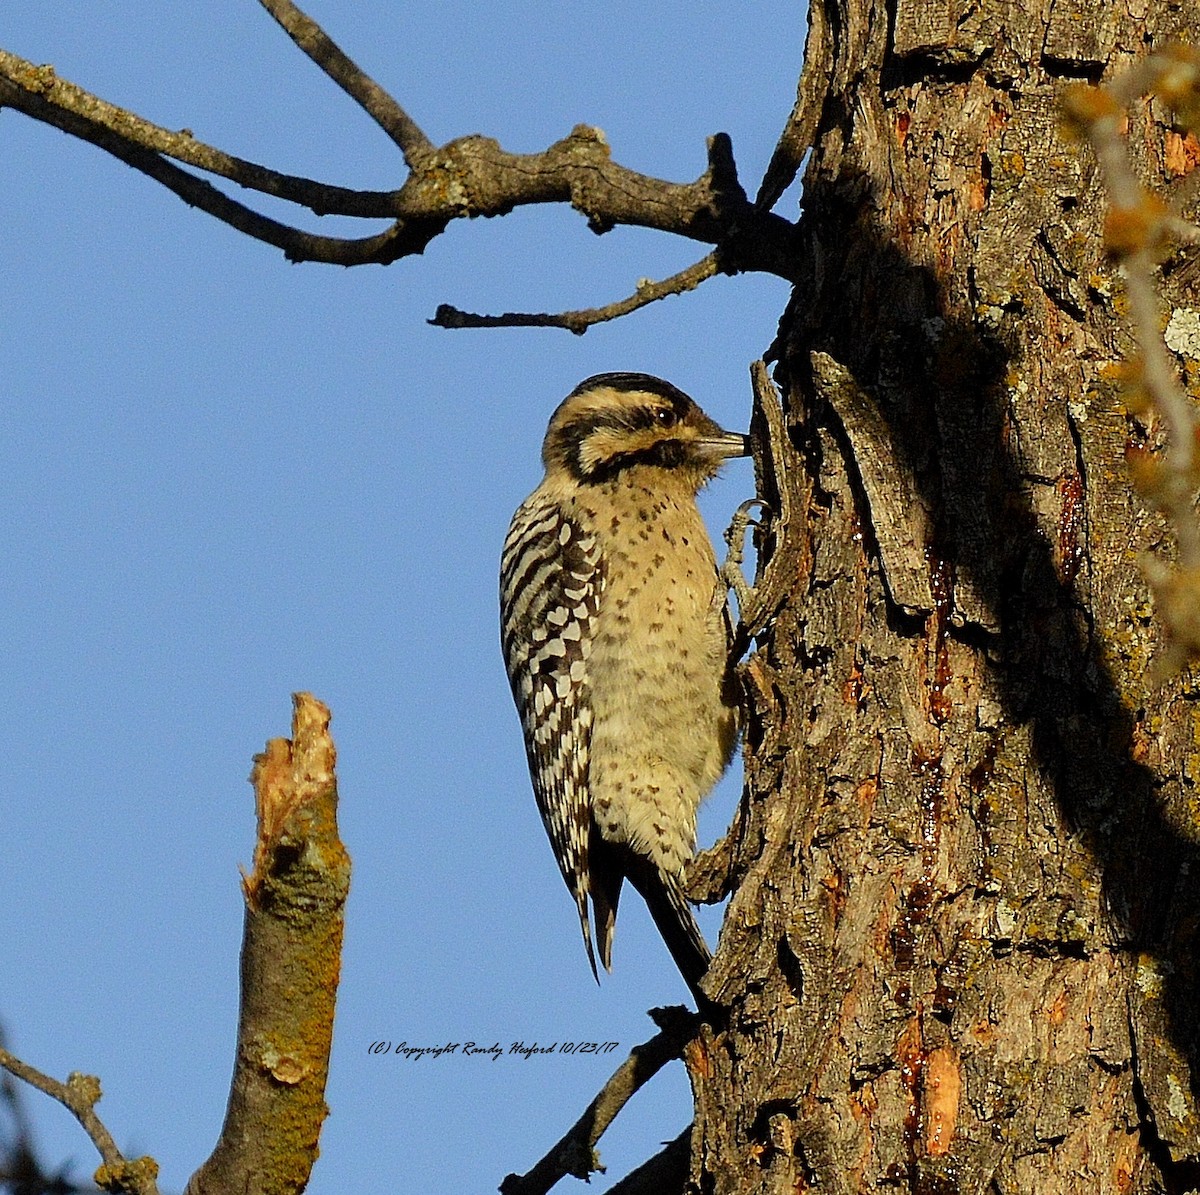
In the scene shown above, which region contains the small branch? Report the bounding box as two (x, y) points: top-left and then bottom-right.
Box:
(499, 1007), (700, 1195)
(603, 1129), (691, 1195)
(1065, 47), (1200, 675)
(430, 252), (721, 335)
(0, 1042), (95, 1195)
(0, 64), (440, 265)
(185, 694), (349, 1195)
(256, 0), (434, 169)
(0, 49), (395, 218)
(0, 1050), (158, 1195)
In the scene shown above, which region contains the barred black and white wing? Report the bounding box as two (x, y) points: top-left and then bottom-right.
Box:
(500, 494), (605, 978)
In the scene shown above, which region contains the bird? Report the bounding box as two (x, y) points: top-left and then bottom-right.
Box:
(500, 372), (748, 995)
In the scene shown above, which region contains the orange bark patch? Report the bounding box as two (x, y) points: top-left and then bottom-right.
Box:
(1129, 720), (1151, 765)
(684, 1035), (711, 1080)
(851, 1080), (878, 1120)
(853, 776), (879, 817)
(843, 660), (866, 706)
(1165, 130), (1200, 177)
(923, 1046), (961, 1156)
(1047, 989), (1068, 1027)
(970, 1018), (996, 1045)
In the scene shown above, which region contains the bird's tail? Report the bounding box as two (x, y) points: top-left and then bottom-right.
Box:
(626, 862), (712, 1002)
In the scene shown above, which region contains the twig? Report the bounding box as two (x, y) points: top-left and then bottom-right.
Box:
(602, 1128), (691, 1195)
(1065, 47), (1200, 675)
(1082, 80), (1200, 559)
(256, 0), (434, 169)
(430, 252), (721, 335)
(499, 1007), (700, 1195)
(0, 1050), (157, 1195)
(0, 49), (395, 217)
(0, 1041), (95, 1195)
(185, 694), (349, 1195)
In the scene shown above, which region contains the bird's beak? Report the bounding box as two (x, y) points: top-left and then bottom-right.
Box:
(699, 431), (752, 460)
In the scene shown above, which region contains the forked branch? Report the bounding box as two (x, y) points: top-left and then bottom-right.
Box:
(500, 1007), (701, 1195)
(0, 1049), (158, 1195)
(0, 1), (799, 304)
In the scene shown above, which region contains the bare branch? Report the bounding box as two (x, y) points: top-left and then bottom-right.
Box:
(256, 0), (434, 169)
(603, 1129), (691, 1195)
(0, 6), (798, 317)
(0, 1051), (158, 1195)
(430, 252), (721, 334)
(0, 61), (440, 265)
(185, 694), (349, 1195)
(0, 1039), (100, 1195)
(0, 49), (395, 218)
(499, 1007), (700, 1195)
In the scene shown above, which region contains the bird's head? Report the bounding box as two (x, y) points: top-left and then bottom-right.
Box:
(541, 373), (748, 488)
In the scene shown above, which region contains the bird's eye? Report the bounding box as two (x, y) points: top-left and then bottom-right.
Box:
(653, 407), (678, 428)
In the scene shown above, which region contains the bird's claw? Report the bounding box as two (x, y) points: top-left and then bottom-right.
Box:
(721, 498), (774, 623)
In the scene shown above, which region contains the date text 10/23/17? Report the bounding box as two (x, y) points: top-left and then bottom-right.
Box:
(368, 1039), (620, 1061)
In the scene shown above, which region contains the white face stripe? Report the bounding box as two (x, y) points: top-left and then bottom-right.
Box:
(540, 380), (741, 486)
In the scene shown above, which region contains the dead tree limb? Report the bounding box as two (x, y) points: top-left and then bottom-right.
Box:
(0, 4), (800, 295)
(185, 693), (348, 1195)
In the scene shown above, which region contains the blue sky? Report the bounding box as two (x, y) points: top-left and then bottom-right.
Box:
(1, 4), (799, 1191)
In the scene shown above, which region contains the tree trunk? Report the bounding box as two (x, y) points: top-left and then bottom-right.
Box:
(693, 2), (1200, 1191)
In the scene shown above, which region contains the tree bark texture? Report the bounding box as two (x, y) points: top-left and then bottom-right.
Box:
(693, 2), (1200, 1192)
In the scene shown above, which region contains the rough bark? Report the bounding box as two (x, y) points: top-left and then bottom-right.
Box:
(691, 2), (1200, 1193)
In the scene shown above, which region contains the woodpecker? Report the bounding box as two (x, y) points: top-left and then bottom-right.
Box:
(500, 372), (747, 994)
